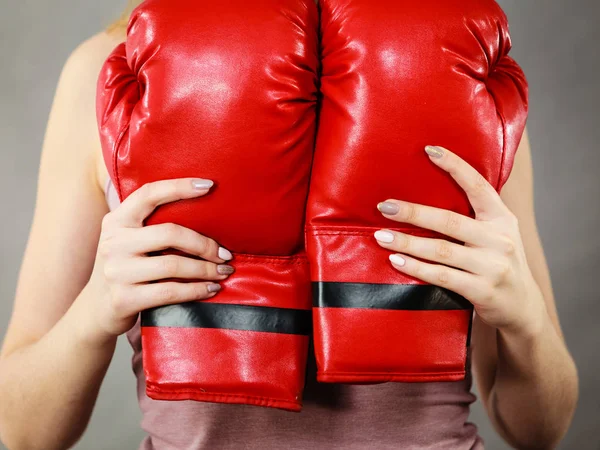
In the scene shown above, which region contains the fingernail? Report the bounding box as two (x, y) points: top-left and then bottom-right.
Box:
(374, 230), (395, 243)
(377, 201), (400, 215)
(425, 145), (444, 158)
(207, 283), (221, 293)
(217, 264), (235, 275)
(218, 247), (233, 261)
(389, 254), (406, 267)
(192, 179), (214, 190)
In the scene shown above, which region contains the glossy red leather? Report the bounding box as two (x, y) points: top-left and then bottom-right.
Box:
(96, 0), (319, 411)
(314, 309), (472, 383)
(306, 0), (529, 383)
(141, 255), (312, 409)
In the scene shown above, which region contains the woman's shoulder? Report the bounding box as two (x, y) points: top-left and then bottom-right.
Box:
(55, 30), (126, 195)
(60, 31), (125, 92)
(68, 30), (125, 72)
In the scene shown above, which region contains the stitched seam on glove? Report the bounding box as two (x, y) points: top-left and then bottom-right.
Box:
(318, 371), (465, 378)
(307, 228), (441, 237)
(229, 254), (308, 264)
(112, 123), (130, 202)
(146, 387), (300, 406)
(487, 59), (508, 191)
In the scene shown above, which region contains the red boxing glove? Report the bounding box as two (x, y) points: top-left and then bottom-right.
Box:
(306, 0), (528, 383)
(96, 0), (318, 411)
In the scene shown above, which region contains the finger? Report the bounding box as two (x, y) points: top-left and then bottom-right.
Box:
(109, 255), (234, 284)
(119, 281), (222, 316)
(424, 145), (507, 219)
(120, 223), (232, 263)
(374, 229), (494, 275)
(377, 199), (494, 247)
(388, 253), (490, 304)
(113, 178), (214, 227)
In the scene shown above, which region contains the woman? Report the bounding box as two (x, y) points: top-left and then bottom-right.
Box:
(0, 1), (579, 449)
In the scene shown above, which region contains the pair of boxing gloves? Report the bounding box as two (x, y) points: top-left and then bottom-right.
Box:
(96, 0), (528, 412)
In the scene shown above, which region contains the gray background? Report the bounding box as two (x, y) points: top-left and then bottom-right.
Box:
(0, 0), (598, 448)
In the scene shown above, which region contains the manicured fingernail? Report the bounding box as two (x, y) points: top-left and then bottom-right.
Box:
(218, 247), (233, 261)
(377, 201), (400, 215)
(207, 283), (221, 293)
(425, 145), (444, 158)
(374, 230), (395, 243)
(217, 264), (235, 275)
(192, 178), (214, 190)
(389, 254), (406, 267)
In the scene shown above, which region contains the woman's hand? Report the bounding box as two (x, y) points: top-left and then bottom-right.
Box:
(374, 145), (548, 338)
(83, 177), (234, 344)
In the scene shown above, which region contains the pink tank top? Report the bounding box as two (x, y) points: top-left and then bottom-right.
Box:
(104, 179), (484, 450)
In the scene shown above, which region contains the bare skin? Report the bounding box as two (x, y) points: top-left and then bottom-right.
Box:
(375, 143), (578, 448)
(0, 30), (578, 450)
